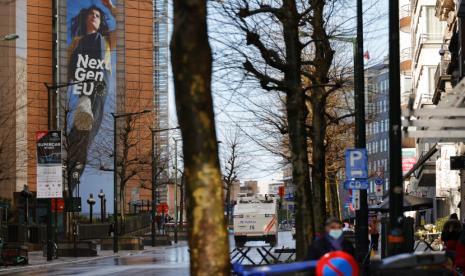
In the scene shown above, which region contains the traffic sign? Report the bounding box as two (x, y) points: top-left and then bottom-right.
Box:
(375, 170), (384, 178)
(157, 202), (169, 213)
(345, 149), (368, 179)
(375, 184), (383, 197)
(316, 251), (359, 276)
(343, 179), (369, 190)
(375, 178), (384, 185)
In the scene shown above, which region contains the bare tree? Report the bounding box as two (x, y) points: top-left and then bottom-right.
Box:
(171, 0), (230, 274)
(221, 128), (250, 224)
(91, 113), (151, 215)
(212, 0), (365, 258)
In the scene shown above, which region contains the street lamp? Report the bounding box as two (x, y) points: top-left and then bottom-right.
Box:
(87, 194), (96, 224)
(73, 162), (83, 198)
(149, 126), (180, 246)
(111, 109), (152, 253)
(173, 137), (182, 244)
(103, 198), (107, 221)
(0, 33), (19, 41)
(98, 190), (105, 222)
(42, 81), (92, 262)
(20, 185), (32, 241)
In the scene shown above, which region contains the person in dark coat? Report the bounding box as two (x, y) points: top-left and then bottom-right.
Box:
(308, 217), (355, 260)
(442, 213), (462, 260)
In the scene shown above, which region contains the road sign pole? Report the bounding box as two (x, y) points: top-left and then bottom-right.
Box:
(354, 0), (369, 262)
(388, 0), (404, 256)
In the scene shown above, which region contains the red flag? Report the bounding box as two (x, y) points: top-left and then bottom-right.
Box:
(363, 51), (370, 60)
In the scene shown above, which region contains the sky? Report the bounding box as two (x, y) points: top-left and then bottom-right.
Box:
(167, 0), (390, 193)
(77, 0), (390, 213)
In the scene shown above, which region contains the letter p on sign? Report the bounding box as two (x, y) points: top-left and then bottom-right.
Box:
(345, 149), (368, 179)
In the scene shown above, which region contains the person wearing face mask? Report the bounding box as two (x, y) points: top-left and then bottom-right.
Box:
(307, 217), (355, 260)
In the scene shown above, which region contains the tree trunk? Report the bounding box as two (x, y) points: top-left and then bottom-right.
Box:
(171, 0), (230, 274)
(225, 185), (231, 225)
(326, 171), (341, 219)
(310, 93), (327, 234)
(282, 0), (315, 260)
(179, 180), (184, 230)
(308, 0), (334, 234)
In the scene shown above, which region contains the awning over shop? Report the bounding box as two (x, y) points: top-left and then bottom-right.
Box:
(369, 194), (433, 212)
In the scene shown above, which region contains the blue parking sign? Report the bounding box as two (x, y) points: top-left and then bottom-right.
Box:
(345, 149), (368, 179)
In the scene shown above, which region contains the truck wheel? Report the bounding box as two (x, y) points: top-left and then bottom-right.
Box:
(268, 236), (277, 247)
(235, 237), (245, 248)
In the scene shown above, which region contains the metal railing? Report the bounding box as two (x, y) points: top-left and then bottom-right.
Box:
(401, 48), (412, 62)
(414, 33), (443, 64)
(400, 4), (411, 18)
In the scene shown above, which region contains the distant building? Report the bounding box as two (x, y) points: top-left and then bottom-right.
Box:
(230, 180), (241, 203)
(243, 180), (259, 195)
(365, 61), (390, 204)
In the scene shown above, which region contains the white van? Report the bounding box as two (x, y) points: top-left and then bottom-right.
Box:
(233, 194), (278, 247)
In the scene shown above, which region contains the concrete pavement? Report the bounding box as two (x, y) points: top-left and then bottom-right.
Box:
(0, 232), (296, 275)
(0, 242), (190, 275)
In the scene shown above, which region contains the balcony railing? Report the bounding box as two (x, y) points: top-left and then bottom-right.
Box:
(433, 53), (452, 104)
(400, 4), (411, 18)
(400, 48), (412, 62)
(414, 34), (443, 63)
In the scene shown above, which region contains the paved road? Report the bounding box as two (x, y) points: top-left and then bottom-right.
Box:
(0, 232), (295, 275)
(0, 244), (190, 276)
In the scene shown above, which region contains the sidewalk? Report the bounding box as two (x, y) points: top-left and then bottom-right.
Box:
(0, 244), (186, 274)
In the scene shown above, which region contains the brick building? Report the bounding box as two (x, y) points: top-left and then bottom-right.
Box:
(0, 0), (164, 214)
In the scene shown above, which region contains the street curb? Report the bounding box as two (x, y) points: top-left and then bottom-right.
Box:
(0, 253), (118, 274)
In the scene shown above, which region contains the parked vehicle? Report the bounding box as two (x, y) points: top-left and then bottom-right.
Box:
(233, 194), (278, 247)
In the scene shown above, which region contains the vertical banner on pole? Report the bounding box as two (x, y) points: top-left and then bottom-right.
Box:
(36, 131), (63, 198)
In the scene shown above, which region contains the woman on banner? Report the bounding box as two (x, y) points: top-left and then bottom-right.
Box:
(67, 0), (116, 191)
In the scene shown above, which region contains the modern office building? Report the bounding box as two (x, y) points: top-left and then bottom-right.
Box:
(0, 1), (168, 215)
(365, 61), (390, 204)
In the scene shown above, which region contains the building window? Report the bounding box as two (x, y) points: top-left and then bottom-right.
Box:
(426, 6), (444, 37)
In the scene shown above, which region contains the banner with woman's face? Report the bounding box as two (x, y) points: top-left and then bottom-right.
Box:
(66, 0), (117, 195)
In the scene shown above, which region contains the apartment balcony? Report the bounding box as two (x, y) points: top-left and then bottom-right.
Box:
(400, 48), (412, 74)
(413, 34), (443, 64)
(416, 160), (436, 187)
(401, 89), (412, 107)
(436, 0), (455, 20)
(433, 55), (452, 104)
(400, 4), (411, 32)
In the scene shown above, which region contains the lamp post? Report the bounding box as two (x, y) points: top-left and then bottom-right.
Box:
(103, 198), (107, 221)
(71, 169), (80, 258)
(388, 0), (404, 256)
(98, 190), (105, 222)
(111, 109), (152, 253)
(42, 80), (92, 262)
(20, 185), (32, 241)
(87, 194), (96, 224)
(149, 126), (179, 246)
(0, 33), (19, 41)
(173, 137), (182, 244)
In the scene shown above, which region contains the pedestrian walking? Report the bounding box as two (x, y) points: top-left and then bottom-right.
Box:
(442, 213), (462, 260)
(307, 217), (355, 260)
(369, 216), (380, 252)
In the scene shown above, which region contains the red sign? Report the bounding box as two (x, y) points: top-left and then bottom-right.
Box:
(316, 251), (359, 276)
(51, 198), (65, 212)
(157, 203), (169, 213)
(402, 148), (416, 174)
(278, 186), (285, 198)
